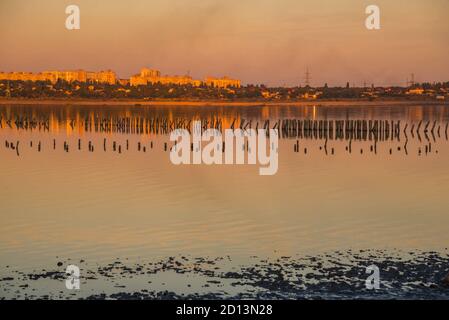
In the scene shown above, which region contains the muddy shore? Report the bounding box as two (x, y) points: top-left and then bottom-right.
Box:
(1, 249), (448, 300)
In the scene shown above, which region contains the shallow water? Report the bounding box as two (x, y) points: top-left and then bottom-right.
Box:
(1, 103), (448, 299)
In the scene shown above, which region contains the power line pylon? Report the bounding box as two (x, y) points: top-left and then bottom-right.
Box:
(409, 73), (415, 87)
(304, 67), (311, 87)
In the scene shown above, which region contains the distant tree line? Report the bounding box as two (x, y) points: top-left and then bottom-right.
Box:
(0, 79), (448, 100)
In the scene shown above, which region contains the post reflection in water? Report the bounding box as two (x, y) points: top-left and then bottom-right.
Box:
(1, 104), (448, 158)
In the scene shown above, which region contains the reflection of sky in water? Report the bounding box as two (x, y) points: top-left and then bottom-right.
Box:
(0, 104), (449, 271)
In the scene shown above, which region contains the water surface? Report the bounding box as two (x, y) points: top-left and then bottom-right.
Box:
(1, 103), (448, 299)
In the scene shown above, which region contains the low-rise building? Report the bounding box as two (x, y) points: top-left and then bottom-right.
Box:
(204, 76), (241, 88)
(406, 88), (425, 95)
(129, 68), (197, 86)
(130, 68), (199, 86)
(130, 68), (240, 88)
(118, 79), (130, 86)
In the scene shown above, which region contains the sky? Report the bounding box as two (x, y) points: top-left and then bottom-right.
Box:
(0, 0), (448, 86)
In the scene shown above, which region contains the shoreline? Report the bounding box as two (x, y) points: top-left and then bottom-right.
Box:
(0, 98), (448, 107)
(1, 249), (448, 300)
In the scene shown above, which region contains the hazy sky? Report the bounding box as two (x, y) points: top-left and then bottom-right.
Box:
(0, 0), (448, 86)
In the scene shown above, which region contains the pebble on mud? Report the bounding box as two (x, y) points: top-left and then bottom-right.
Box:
(442, 272), (449, 286)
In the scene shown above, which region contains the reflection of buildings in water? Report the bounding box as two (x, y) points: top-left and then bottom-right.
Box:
(1, 105), (448, 161)
(1, 111), (448, 158)
(1, 111), (448, 142)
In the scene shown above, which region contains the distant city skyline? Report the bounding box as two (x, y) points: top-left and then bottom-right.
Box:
(0, 0), (448, 86)
(2, 66), (448, 89)
(0, 67), (242, 88)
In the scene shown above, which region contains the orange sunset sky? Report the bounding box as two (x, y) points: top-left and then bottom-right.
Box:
(0, 0), (448, 86)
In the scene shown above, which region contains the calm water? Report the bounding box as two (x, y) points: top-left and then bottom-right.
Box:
(1, 103), (449, 298)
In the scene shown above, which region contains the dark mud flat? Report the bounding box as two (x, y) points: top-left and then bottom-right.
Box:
(1, 250), (448, 300)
